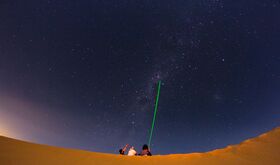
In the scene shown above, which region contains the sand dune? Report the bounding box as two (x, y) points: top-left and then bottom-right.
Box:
(1, 127), (280, 165)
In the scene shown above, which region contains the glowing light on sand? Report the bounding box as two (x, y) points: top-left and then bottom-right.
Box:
(0, 127), (10, 136)
(0, 123), (15, 138)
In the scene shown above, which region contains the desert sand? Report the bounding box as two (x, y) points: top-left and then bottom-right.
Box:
(1, 127), (280, 165)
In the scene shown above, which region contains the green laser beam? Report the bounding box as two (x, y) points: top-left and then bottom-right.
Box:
(148, 81), (161, 148)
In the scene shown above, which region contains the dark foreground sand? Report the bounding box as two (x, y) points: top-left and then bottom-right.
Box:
(1, 127), (280, 165)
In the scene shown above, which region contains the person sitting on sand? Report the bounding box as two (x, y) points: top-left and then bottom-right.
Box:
(140, 144), (152, 156)
(119, 144), (129, 155)
(127, 146), (137, 156)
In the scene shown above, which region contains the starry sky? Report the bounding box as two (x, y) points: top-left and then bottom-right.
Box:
(0, 0), (280, 154)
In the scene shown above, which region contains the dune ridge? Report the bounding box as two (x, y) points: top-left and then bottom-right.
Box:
(1, 127), (280, 165)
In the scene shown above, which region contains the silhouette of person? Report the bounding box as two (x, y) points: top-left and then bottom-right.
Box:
(127, 146), (137, 156)
(119, 144), (129, 155)
(140, 144), (152, 156)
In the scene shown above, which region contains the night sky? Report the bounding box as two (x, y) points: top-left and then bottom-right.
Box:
(0, 0), (280, 154)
